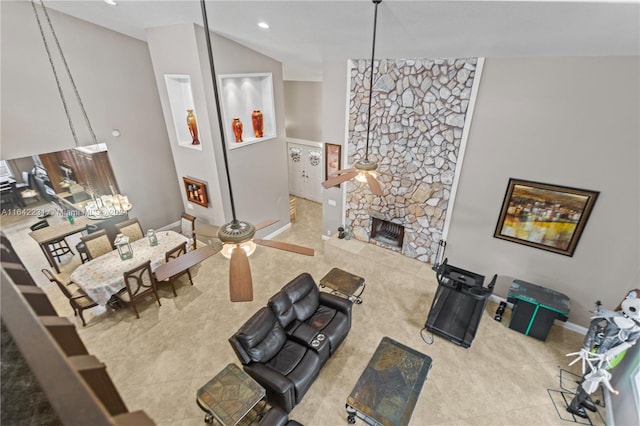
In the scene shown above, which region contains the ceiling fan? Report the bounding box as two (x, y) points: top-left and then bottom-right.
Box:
(321, 0), (384, 197)
(194, 0), (315, 302)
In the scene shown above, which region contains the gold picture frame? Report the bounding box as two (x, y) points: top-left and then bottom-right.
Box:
(494, 178), (599, 256)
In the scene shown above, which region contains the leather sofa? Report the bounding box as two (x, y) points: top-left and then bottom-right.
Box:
(229, 272), (352, 413)
(259, 406), (303, 426)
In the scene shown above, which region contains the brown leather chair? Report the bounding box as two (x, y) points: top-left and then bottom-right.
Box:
(115, 260), (161, 319)
(42, 268), (97, 326)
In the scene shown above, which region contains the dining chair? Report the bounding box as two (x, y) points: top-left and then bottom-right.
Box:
(80, 229), (113, 260)
(180, 213), (196, 250)
(159, 242), (193, 297)
(76, 224), (101, 264)
(115, 260), (161, 319)
(41, 268), (98, 326)
(30, 219), (74, 263)
(115, 217), (144, 242)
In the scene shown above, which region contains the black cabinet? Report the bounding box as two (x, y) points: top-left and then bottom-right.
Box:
(507, 280), (570, 341)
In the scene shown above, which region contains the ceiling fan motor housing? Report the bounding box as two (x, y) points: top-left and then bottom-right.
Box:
(218, 220), (256, 244)
(354, 159), (379, 172)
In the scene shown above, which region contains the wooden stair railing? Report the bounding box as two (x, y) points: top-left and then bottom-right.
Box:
(1, 232), (155, 425)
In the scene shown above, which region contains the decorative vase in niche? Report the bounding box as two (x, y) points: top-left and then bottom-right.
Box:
(232, 118), (243, 142)
(251, 110), (264, 138)
(186, 109), (200, 145)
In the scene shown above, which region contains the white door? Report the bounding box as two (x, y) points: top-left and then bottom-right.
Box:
(287, 142), (322, 203)
(304, 147), (323, 202)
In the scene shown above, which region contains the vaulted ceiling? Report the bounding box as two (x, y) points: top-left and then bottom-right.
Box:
(43, 0), (640, 81)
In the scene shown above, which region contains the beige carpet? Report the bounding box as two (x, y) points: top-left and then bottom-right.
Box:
(1, 198), (604, 426)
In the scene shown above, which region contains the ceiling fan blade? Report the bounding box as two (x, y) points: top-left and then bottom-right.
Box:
(322, 171), (358, 188)
(254, 239), (315, 256)
(334, 168), (356, 175)
(194, 222), (220, 238)
(365, 172), (384, 196)
(254, 219), (279, 231)
(154, 243), (222, 282)
(229, 246), (253, 302)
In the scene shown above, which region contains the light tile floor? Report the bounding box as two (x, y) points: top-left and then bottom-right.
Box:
(1, 199), (605, 425)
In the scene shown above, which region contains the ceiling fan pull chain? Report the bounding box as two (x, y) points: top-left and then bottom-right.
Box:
(38, 0), (98, 146)
(30, 0), (80, 147)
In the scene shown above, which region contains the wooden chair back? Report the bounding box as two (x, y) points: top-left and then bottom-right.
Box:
(115, 217), (144, 242)
(81, 229), (112, 260)
(41, 268), (98, 326)
(42, 268), (72, 298)
(119, 260), (161, 318)
(180, 213), (196, 250)
(165, 241), (187, 263)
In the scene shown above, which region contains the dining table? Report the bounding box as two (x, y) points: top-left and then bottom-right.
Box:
(70, 230), (188, 306)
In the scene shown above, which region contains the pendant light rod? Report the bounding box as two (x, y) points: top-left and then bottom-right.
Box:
(200, 0), (238, 223)
(365, 0), (382, 161)
(32, 0), (98, 147)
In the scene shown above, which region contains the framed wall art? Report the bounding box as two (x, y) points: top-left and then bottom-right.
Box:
(183, 177), (208, 208)
(494, 178), (599, 256)
(325, 143), (341, 185)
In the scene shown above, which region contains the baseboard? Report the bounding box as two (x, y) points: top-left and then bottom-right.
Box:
(157, 220), (180, 232)
(262, 222), (291, 240)
(488, 294), (588, 335)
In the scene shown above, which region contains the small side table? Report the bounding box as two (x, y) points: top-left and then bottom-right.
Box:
(196, 363), (266, 425)
(507, 280), (570, 341)
(319, 267), (365, 304)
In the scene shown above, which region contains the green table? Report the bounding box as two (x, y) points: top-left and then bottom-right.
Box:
(507, 280), (570, 341)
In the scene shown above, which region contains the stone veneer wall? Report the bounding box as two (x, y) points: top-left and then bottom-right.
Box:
(346, 58), (478, 263)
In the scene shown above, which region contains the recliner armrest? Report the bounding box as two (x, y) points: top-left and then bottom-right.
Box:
(319, 292), (353, 318)
(243, 363), (296, 413)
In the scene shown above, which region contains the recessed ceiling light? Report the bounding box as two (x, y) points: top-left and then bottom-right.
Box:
(258, 22), (269, 29)
(104, 0), (117, 6)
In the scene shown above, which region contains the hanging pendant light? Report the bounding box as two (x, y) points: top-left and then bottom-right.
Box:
(322, 0), (384, 196)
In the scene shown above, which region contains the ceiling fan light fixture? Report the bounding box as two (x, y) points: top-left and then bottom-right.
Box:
(220, 241), (257, 259)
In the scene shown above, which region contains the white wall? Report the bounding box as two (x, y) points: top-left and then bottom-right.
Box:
(284, 81), (322, 141)
(147, 22), (290, 234)
(321, 61), (350, 237)
(446, 56), (640, 327)
(1, 1), (183, 229)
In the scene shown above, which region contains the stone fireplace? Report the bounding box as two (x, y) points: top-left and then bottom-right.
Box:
(345, 58), (479, 263)
(370, 216), (404, 249)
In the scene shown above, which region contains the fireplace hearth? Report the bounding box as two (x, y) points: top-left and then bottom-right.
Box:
(370, 217), (404, 248)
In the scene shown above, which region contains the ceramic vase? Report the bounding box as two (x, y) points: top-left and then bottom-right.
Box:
(232, 118), (243, 142)
(251, 110), (264, 138)
(186, 109), (200, 145)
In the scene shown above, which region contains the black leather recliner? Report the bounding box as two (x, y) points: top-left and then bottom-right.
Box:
(229, 273), (353, 413)
(269, 272), (352, 356)
(259, 406), (303, 426)
(229, 307), (321, 413)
